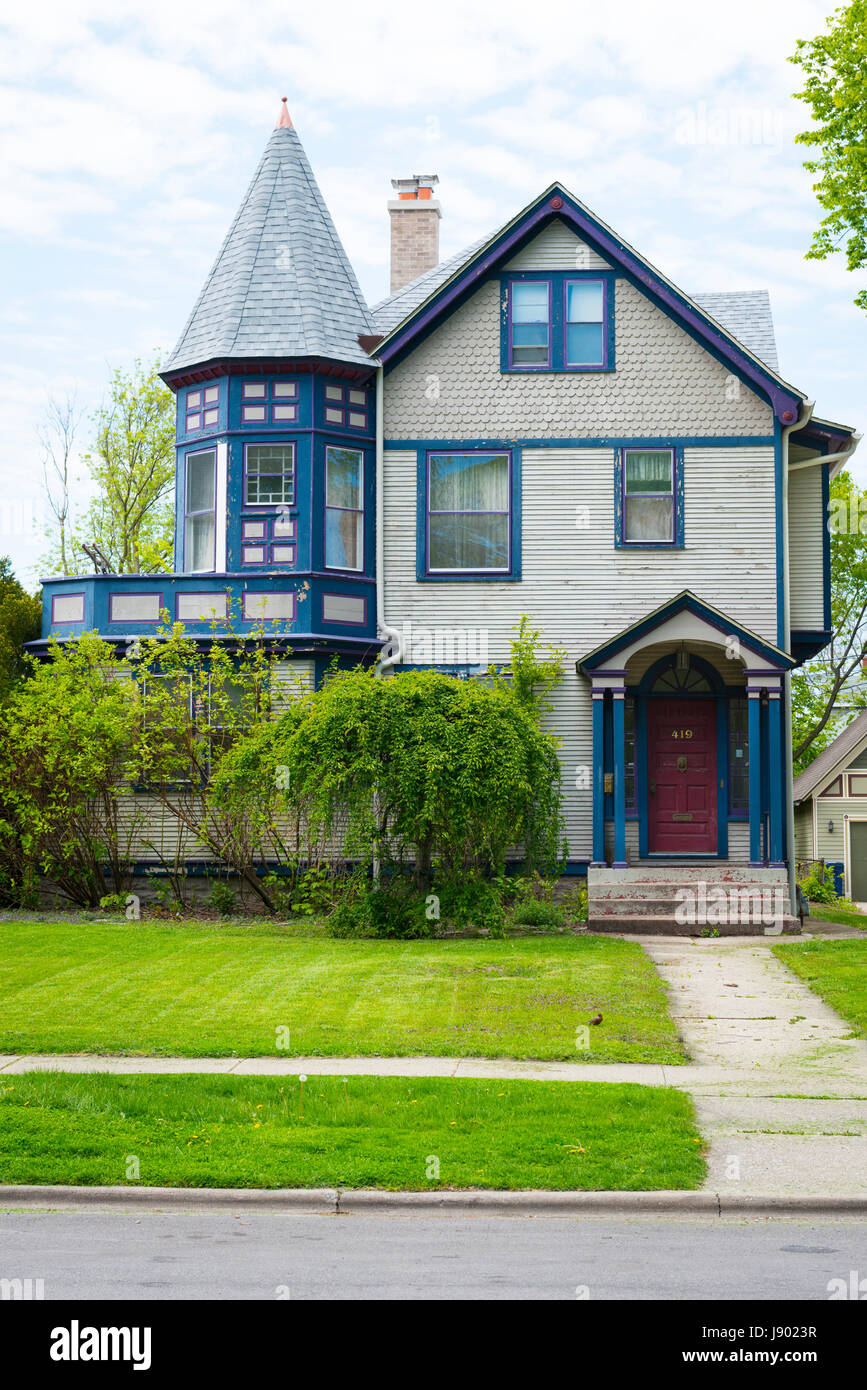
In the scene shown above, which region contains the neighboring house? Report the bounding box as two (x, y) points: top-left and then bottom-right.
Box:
(793, 709), (867, 901)
(34, 101), (860, 926)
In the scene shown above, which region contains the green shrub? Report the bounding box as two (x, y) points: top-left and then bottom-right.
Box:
(207, 881), (237, 917)
(327, 875), (433, 939)
(798, 863), (842, 905)
(512, 899), (566, 928)
(99, 893), (128, 914)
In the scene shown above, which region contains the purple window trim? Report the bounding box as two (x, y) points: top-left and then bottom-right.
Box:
(107, 591), (164, 623)
(183, 448), (218, 574)
(425, 449), (513, 576)
(324, 445), (364, 573)
(241, 590), (297, 623)
(619, 446), (675, 546)
(186, 385), (220, 433)
(241, 520), (267, 540)
(241, 546), (267, 566)
(50, 592), (86, 624)
(241, 382), (268, 400)
(324, 385), (345, 402)
(563, 277), (607, 369)
(174, 591), (229, 623)
(242, 441), (296, 509)
(271, 544), (296, 564)
(507, 279), (552, 372)
(241, 404), (268, 423)
(347, 411), (368, 430)
(321, 592), (368, 627)
(271, 404), (298, 424)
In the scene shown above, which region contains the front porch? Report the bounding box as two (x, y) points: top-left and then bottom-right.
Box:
(577, 592), (798, 931)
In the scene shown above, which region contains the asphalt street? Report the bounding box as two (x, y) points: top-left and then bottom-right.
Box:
(1, 1209), (865, 1300)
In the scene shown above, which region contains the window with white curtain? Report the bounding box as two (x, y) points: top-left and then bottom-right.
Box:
(621, 448), (675, 543)
(325, 446), (363, 570)
(427, 452), (511, 572)
(184, 450), (216, 573)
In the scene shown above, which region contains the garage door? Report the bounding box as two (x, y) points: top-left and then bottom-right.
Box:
(849, 821), (867, 901)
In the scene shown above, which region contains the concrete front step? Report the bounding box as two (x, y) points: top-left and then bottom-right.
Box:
(589, 914), (801, 936)
(589, 866), (789, 885)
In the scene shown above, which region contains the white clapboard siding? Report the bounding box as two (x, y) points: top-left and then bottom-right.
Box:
(383, 277), (773, 440)
(788, 466), (825, 630)
(383, 444), (777, 855)
(794, 804), (815, 860)
(503, 219), (611, 271)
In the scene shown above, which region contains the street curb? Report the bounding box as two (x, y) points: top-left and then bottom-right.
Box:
(1, 1185), (866, 1216)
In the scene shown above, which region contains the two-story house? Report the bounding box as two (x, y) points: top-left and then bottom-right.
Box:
(36, 101), (859, 928)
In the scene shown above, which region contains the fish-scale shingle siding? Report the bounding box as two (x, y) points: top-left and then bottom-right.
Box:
(383, 278), (774, 439)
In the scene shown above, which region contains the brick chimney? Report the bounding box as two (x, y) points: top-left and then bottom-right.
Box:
(388, 175), (441, 293)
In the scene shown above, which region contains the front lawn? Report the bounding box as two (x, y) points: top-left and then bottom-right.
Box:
(806, 904), (867, 931)
(0, 920), (683, 1063)
(774, 940), (867, 1039)
(0, 1073), (704, 1190)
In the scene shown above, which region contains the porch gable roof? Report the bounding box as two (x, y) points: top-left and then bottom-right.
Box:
(577, 590), (796, 675)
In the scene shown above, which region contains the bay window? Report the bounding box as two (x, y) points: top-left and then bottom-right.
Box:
(184, 450), (216, 573)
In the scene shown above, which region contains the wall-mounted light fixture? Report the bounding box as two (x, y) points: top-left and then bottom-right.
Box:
(828, 819), (835, 835)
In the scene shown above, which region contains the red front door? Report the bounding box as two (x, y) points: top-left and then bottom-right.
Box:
(648, 698), (717, 854)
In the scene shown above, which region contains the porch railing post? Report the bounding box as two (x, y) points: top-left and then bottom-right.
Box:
(748, 685), (763, 866)
(612, 688), (627, 868)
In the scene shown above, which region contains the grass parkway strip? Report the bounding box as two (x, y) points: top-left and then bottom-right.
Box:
(0, 1072), (705, 1191)
(773, 940), (867, 1042)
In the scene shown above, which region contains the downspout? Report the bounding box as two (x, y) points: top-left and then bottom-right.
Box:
(782, 412), (860, 916)
(782, 400), (814, 917)
(375, 361), (401, 674)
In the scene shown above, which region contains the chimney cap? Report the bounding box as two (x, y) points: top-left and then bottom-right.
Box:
(391, 174), (439, 193)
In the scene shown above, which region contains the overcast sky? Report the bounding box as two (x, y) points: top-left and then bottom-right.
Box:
(2, 0), (865, 585)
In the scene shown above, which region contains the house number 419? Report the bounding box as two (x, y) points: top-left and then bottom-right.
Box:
(671, 729), (694, 739)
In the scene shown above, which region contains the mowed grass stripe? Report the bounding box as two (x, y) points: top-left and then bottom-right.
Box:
(0, 1073), (705, 1191)
(0, 922), (684, 1063)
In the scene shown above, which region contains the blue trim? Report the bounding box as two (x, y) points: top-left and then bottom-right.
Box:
(415, 446), (522, 581)
(386, 435), (776, 450)
(822, 461), (832, 632)
(748, 694), (763, 864)
(768, 696), (783, 863)
(791, 628), (833, 663)
(500, 271), (617, 374)
(612, 694), (627, 866)
(775, 418), (785, 650)
(591, 696), (605, 864)
(716, 697), (729, 858)
(614, 446), (684, 549)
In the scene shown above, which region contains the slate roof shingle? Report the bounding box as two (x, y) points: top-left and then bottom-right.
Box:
(164, 125), (378, 374)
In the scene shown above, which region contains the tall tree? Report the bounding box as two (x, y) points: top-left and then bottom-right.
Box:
(790, 1), (867, 310)
(79, 357), (175, 573)
(791, 469), (867, 772)
(0, 557), (42, 703)
(37, 392), (82, 577)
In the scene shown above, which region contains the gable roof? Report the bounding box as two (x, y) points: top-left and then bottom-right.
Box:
(375, 248), (780, 373)
(163, 118), (377, 377)
(372, 183), (804, 423)
(793, 710), (867, 802)
(577, 589), (796, 674)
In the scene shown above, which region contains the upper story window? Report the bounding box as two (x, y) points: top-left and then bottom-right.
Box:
(617, 447), (682, 548)
(241, 380), (298, 424)
(184, 450), (216, 573)
(186, 385), (219, 432)
(325, 446), (363, 571)
(244, 443), (295, 507)
(427, 451), (511, 574)
(503, 274), (612, 373)
(322, 383), (369, 430)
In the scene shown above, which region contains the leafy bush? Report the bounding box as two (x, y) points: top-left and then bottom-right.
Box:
(798, 862), (842, 905)
(99, 893), (128, 914)
(512, 899), (566, 928)
(327, 875), (433, 939)
(207, 880), (237, 917)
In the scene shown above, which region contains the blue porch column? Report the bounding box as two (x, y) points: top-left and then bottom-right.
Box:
(767, 683), (784, 866)
(747, 685), (764, 865)
(591, 689), (606, 866)
(612, 688), (627, 868)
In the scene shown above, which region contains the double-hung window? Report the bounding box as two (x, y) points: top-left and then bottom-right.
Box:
(184, 450), (216, 573)
(509, 282), (550, 367)
(427, 451), (511, 574)
(505, 275), (610, 371)
(620, 448), (677, 545)
(325, 446), (363, 571)
(244, 444), (295, 507)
